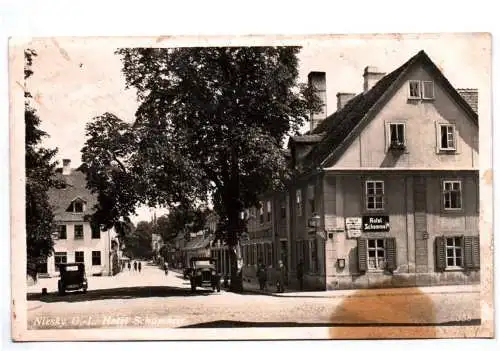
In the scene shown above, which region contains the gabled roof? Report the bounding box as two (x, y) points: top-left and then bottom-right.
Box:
(302, 50), (479, 169)
(47, 169), (97, 222)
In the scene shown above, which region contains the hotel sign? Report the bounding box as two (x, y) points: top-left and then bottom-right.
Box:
(362, 216), (390, 232)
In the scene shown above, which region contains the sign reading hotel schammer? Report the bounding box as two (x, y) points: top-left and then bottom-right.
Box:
(362, 215), (390, 232)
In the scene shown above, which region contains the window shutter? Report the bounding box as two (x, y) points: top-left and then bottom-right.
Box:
(435, 236), (446, 271)
(357, 237), (367, 273)
(385, 237), (397, 271)
(472, 236), (480, 269)
(463, 236), (474, 269)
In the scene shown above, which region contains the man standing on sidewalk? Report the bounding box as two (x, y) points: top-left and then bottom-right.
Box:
(257, 260), (267, 291)
(276, 260), (286, 293)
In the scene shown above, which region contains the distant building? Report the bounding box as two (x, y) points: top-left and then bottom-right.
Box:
(41, 160), (120, 277)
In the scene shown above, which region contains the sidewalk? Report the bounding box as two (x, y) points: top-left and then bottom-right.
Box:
(240, 283), (480, 298)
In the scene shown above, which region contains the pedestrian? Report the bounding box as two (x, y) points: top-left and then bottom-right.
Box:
(138, 261), (142, 273)
(133, 261), (137, 272)
(257, 260), (267, 290)
(276, 260), (287, 293)
(127, 262), (131, 271)
(297, 259), (304, 291)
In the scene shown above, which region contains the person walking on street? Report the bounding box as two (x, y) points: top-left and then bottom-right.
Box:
(276, 260), (287, 293)
(297, 259), (304, 291)
(127, 262), (131, 271)
(138, 261), (142, 273)
(133, 261), (137, 272)
(257, 260), (267, 291)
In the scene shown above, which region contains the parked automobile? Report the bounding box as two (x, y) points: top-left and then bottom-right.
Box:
(57, 263), (88, 295)
(189, 257), (221, 292)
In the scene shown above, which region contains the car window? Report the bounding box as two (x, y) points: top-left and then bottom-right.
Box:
(66, 266), (79, 271)
(194, 261), (213, 268)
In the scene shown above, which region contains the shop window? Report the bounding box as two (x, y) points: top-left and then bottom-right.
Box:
(443, 180), (462, 210)
(74, 224), (84, 240)
(75, 251), (84, 263)
(54, 252), (67, 270)
(365, 180), (384, 210)
(92, 251), (101, 266)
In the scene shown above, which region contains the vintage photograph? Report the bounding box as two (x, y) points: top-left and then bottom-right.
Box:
(10, 34), (493, 340)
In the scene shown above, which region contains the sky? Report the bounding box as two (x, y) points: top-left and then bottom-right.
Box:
(26, 34), (490, 223)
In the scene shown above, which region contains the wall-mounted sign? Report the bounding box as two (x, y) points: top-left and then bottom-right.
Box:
(362, 215), (390, 232)
(345, 217), (362, 230)
(347, 229), (362, 238)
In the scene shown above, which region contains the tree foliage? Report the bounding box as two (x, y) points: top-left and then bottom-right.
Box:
(25, 49), (61, 276)
(122, 221), (153, 259)
(154, 206), (208, 244)
(115, 47), (320, 245)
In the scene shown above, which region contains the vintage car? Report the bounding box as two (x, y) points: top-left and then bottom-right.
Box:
(189, 257), (221, 292)
(57, 263), (88, 295)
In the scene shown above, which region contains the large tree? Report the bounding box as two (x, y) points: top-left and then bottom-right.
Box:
(83, 47), (320, 291)
(25, 49), (61, 278)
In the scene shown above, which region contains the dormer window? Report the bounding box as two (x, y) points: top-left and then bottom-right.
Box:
(66, 198), (85, 213)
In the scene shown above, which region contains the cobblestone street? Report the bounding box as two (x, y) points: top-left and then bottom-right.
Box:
(27, 261), (482, 330)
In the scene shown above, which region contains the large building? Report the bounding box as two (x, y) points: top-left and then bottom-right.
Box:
(242, 50), (480, 291)
(40, 160), (121, 277)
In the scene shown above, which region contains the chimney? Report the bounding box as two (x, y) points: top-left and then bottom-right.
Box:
(457, 88), (478, 114)
(308, 71), (327, 132)
(336, 92), (356, 110)
(62, 159), (71, 175)
(363, 66), (385, 92)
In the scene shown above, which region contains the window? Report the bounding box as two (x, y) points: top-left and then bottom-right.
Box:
(389, 123), (406, 148)
(408, 80), (421, 99)
(422, 81), (435, 99)
(54, 252), (67, 270)
(296, 189), (303, 216)
(367, 239), (386, 270)
(266, 201), (272, 222)
(259, 203), (264, 224)
(365, 180), (384, 210)
(74, 224), (84, 239)
(440, 124), (456, 150)
(91, 222), (100, 239)
(445, 237), (463, 268)
(280, 201), (286, 219)
(92, 251), (101, 266)
(75, 251), (84, 263)
(58, 225), (67, 239)
(66, 199), (85, 213)
(443, 180), (462, 210)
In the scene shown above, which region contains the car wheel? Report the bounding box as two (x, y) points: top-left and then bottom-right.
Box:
(190, 280), (196, 292)
(216, 282), (221, 292)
